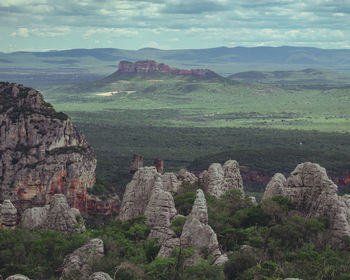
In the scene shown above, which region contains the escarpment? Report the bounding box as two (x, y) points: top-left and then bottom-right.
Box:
(263, 162), (350, 245)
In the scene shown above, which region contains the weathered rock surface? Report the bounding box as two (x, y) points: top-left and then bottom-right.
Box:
(262, 173), (286, 200)
(199, 160), (244, 198)
(60, 238), (104, 279)
(263, 162), (350, 245)
(0, 200), (17, 228)
(5, 275), (30, 280)
(0, 82), (96, 214)
(118, 60), (215, 77)
(130, 154), (143, 174)
(145, 181), (179, 257)
(154, 158), (164, 174)
(21, 194), (84, 233)
(177, 169), (198, 185)
(88, 272), (113, 280)
(161, 172), (182, 193)
(180, 189), (222, 262)
(119, 167), (159, 221)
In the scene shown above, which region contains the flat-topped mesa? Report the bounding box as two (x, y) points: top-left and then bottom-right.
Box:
(118, 60), (214, 77)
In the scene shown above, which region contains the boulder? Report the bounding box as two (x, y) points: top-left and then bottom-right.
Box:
(180, 189), (222, 263)
(262, 173), (286, 200)
(60, 238), (104, 279)
(88, 272), (113, 280)
(199, 160), (244, 198)
(0, 200), (17, 228)
(5, 275), (30, 280)
(21, 194), (84, 233)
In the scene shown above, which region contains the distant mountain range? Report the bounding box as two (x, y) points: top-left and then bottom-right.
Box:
(1, 46), (350, 88)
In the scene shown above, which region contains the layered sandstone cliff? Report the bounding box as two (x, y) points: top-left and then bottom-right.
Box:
(0, 82), (96, 213)
(117, 60), (215, 77)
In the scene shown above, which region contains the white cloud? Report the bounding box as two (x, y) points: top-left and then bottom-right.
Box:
(83, 28), (139, 38)
(10, 27), (29, 37)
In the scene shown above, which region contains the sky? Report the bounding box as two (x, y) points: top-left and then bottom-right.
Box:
(0, 0), (349, 52)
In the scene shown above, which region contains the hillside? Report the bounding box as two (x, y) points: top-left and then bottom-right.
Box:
(1, 46), (350, 88)
(229, 68), (350, 90)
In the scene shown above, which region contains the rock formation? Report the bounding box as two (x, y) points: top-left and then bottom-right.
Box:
(118, 60), (215, 77)
(60, 238), (104, 279)
(21, 194), (85, 233)
(263, 162), (350, 245)
(0, 200), (17, 228)
(180, 189), (223, 263)
(144, 181), (179, 257)
(0, 82), (96, 213)
(161, 172), (182, 193)
(5, 275), (30, 280)
(262, 173), (286, 200)
(199, 160), (244, 198)
(88, 272), (113, 280)
(154, 158), (164, 174)
(130, 154), (143, 174)
(119, 167), (159, 221)
(177, 169), (198, 185)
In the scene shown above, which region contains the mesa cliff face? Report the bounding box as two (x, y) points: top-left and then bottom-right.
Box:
(0, 82), (96, 213)
(118, 60), (215, 77)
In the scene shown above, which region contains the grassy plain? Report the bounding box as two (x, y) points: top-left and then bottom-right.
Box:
(41, 69), (350, 195)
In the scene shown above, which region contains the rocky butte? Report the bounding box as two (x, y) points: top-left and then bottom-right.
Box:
(0, 82), (118, 215)
(117, 60), (215, 77)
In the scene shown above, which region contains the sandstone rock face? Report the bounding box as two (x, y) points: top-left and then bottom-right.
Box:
(180, 189), (222, 262)
(154, 158), (164, 174)
(21, 194), (84, 233)
(161, 172), (181, 193)
(263, 162), (350, 245)
(177, 169), (198, 185)
(262, 173), (286, 200)
(60, 238), (104, 280)
(118, 60), (214, 77)
(0, 200), (17, 228)
(5, 275), (30, 280)
(88, 272), (113, 280)
(119, 167), (159, 221)
(0, 82), (96, 214)
(145, 182), (179, 257)
(199, 160), (244, 198)
(130, 154), (143, 174)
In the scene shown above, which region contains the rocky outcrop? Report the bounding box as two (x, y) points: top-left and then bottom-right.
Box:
(119, 167), (159, 221)
(60, 238), (104, 280)
(0, 200), (17, 228)
(130, 154), (143, 174)
(263, 162), (350, 245)
(199, 160), (244, 198)
(21, 194), (84, 233)
(180, 189), (222, 263)
(5, 275), (30, 280)
(177, 169), (198, 185)
(161, 172), (182, 193)
(88, 272), (113, 280)
(154, 158), (164, 174)
(262, 173), (286, 200)
(118, 60), (214, 77)
(86, 194), (120, 216)
(0, 82), (96, 214)
(144, 181), (179, 257)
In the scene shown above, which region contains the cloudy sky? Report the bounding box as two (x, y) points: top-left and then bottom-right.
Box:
(0, 0), (349, 52)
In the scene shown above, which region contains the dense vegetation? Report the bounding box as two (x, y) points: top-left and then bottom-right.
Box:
(1, 185), (350, 279)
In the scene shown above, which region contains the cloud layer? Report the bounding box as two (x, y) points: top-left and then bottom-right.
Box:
(0, 0), (349, 52)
